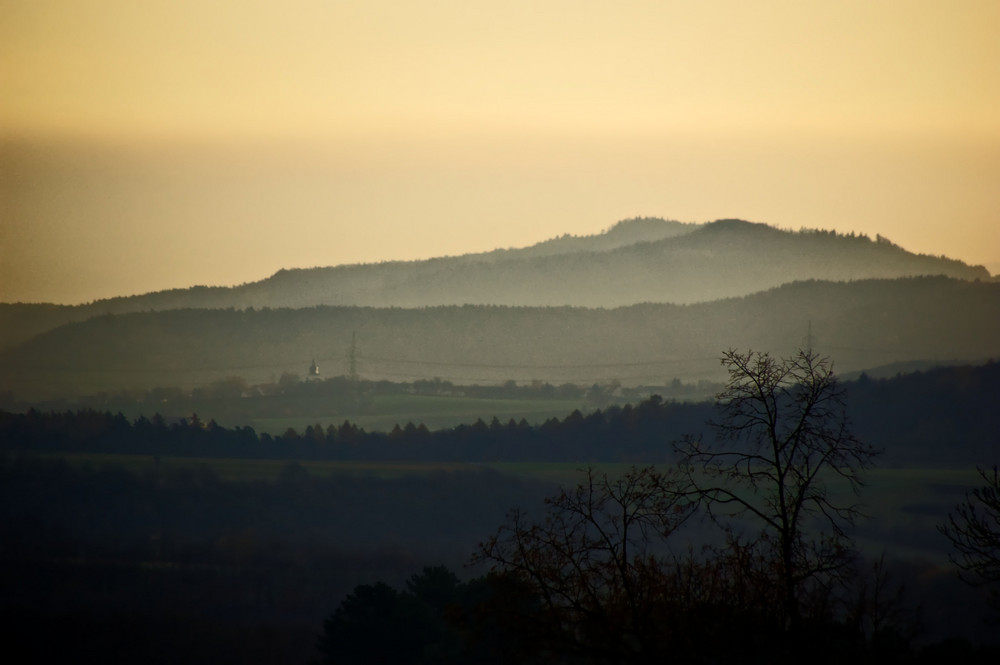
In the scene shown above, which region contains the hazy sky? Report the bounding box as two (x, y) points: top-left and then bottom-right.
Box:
(2, 1), (999, 304)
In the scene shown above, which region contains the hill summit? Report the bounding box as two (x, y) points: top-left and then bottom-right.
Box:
(0, 217), (991, 352)
(92, 217), (988, 310)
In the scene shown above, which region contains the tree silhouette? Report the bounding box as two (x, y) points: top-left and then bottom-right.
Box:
(940, 464), (1000, 610)
(474, 466), (695, 662)
(676, 348), (878, 654)
(316, 581), (439, 665)
(317, 567), (488, 665)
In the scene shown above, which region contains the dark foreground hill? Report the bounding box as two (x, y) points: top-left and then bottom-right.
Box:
(2, 360), (999, 662)
(1, 219), (990, 350)
(2, 276), (997, 400)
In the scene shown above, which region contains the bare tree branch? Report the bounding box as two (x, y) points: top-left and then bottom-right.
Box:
(940, 464), (1000, 609)
(675, 348), (879, 644)
(473, 465), (696, 661)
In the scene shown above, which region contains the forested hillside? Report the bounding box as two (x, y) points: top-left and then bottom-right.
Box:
(1, 218), (990, 350)
(2, 276), (997, 400)
(97, 219), (996, 311)
(240, 221), (987, 309)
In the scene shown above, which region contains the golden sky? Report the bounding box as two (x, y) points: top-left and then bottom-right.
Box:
(2, 1), (999, 303)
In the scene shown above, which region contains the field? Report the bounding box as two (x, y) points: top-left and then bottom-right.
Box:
(16, 448), (994, 650)
(30, 451), (638, 487)
(33, 449), (982, 565)
(30, 451), (480, 481)
(244, 393), (591, 435)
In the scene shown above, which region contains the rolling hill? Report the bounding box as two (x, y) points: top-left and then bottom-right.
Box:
(97, 218), (992, 310)
(1, 218), (990, 351)
(3, 276), (997, 400)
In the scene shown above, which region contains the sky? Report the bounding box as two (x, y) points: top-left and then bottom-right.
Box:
(2, 0), (999, 304)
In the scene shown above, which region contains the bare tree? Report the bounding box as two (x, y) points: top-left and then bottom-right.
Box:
(474, 465), (695, 663)
(940, 464), (1000, 609)
(676, 348), (879, 645)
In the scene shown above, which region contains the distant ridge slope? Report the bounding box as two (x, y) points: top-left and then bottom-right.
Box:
(3, 276), (997, 400)
(0, 218), (990, 349)
(231, 219), (990, 309)
(36, 219), (1000, 311)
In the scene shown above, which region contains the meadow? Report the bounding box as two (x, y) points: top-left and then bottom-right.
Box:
(243, 393), (592, 435)
(30, 449), (981, 565)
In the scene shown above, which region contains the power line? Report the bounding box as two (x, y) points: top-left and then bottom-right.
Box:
(16, 344), (934, 381)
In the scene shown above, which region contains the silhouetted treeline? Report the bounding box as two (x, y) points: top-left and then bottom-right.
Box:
(3, 361), (999, 465)
(318, 564), (1000, 665)
(0, 395), (705, 463)
(848, 361), (1000, 466)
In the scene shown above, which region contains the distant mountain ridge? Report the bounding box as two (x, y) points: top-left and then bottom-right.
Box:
(468, 217), (700, 261)
(150, 218), (991, 310)
(0, 218), (991, 351)
(16, 219), (996, 307)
